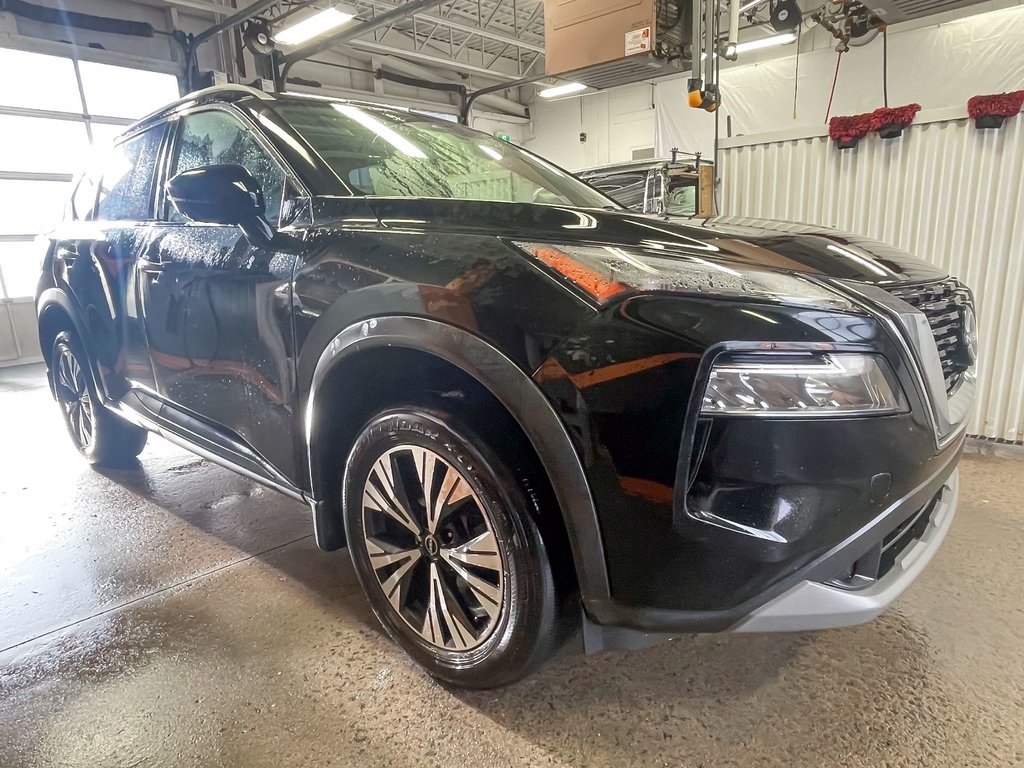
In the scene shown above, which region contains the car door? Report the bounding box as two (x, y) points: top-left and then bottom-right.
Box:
(140, 106), (302, 480)
(57, 125), (166, 399)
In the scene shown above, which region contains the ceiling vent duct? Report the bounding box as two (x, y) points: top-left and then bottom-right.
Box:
(543, 0), (691, 89)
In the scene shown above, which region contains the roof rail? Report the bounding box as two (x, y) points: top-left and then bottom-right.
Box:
(129, 84), (273, 133)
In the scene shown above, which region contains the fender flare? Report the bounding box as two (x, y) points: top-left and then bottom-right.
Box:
(36, 288), (107, 401)
(305, 315), (611, 604)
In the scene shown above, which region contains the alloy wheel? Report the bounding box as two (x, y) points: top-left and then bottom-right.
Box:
(55, 346), (94, 450)
(361, 445), (506, 652)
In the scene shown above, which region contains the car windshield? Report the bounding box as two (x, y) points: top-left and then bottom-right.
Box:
(275, 100), (616, 209)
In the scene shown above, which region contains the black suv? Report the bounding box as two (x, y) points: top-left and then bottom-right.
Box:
(37, 86), (976, 688)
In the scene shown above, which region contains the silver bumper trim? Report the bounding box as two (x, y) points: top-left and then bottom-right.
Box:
(731, 469), (958, 633)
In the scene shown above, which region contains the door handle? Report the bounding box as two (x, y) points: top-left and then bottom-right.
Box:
(56, 245), (78, 264)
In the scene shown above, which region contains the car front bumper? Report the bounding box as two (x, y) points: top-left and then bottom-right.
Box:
(732, 469), (957, 632)
(580, 444), (961, 654)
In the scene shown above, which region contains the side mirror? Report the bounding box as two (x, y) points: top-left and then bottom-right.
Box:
(166, 164), (275, 246)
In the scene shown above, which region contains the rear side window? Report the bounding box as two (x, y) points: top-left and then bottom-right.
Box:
(96, 125), (165, 222)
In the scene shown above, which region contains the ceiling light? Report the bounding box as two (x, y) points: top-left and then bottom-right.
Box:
(734, 32), (797, 53)
(539, 82), (588, 99)
(275, 7), (355, 46)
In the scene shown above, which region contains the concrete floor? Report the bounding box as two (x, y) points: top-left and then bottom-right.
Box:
(1, 363), (1023, 768)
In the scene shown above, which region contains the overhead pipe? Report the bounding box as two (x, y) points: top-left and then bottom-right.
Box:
(725, 0), (740, 59)
(376, 55), (530, 119)
(0, 0), (154, 36)
(184, 0), (280, 91)
(458, 73), (548, 124)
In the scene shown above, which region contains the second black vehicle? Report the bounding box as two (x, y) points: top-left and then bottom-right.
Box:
(38, 86), (975, 688)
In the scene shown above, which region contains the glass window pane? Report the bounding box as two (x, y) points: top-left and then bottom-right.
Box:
(78, 61), (180, 119)
(173, 111), (285, 223)
(0, 48), (83, 112)
(0, 180), (72, 235)
(0, 116), (90, 174)
(96, 126), (165, 222)
(0, 240), (45, 299)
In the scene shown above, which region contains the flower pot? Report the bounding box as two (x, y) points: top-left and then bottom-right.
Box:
(975, 114), (1006, 130)
(833, 137), (860, 150)
(877, 123), (904, 139)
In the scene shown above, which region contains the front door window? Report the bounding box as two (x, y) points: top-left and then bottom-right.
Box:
(170, 110), (286, 224)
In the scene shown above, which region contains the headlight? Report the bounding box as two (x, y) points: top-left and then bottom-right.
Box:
(513, 241), (856, 310)
(701, 353), (908, 416)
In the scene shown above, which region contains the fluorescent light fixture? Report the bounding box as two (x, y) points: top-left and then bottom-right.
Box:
(333, 103), (426, 159)
(539, 82), (587, 99)
(478, 144), (503, 161)
(734, 32), (797, 53)
(275, 7), (355, 46)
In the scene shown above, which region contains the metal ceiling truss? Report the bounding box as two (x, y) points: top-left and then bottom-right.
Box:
(343, 0), (546, 77)
(179, 0), (546, 80)
(178, 0), (547, 117)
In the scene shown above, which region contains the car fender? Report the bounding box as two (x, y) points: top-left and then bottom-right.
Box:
(36, 287), (107, 401)
(304, 314), (612, 604)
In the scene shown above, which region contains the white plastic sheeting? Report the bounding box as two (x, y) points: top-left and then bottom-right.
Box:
(655, 5), (1024, 159)
(720, 112), (1024, 442)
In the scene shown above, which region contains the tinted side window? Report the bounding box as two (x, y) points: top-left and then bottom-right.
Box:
(96, 125), (165, 222)
(171, 110), (285, 223)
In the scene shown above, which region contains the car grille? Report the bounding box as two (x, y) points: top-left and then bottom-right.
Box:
(884, 279), (970, 396)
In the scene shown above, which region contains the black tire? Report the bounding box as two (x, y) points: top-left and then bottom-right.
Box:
(52, 331), (147, 466)
(343, 406), (569, 689)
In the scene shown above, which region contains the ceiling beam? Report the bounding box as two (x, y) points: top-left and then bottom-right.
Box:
(343, 38), (522, 80)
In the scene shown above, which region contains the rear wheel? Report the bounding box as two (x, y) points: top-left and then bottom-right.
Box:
(343, 406), (569, 688)
(52, 331), (147, 466)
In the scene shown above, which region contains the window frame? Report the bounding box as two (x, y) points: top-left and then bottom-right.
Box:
(157, 104), (307, 228)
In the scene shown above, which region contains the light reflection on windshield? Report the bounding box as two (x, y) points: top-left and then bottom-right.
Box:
(275, 101), (616, 209)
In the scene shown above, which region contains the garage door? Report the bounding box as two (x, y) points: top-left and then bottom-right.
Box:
(0, 47), (179, 365)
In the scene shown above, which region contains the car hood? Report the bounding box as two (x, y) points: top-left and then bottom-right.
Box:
(317, 198), (947, 286)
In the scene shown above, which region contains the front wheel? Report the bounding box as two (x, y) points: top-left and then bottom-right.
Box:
(343, 406), (568, 688)
(52, 331), (147, 466)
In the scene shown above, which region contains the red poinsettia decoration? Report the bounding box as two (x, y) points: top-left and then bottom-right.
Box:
(869, 104), (921, 130)
(829, 114), (872, 144)
(967, 91), (1024, 119)
(829, 104), (921, 147)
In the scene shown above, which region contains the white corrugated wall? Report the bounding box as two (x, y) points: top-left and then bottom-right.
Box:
(720, 113), (1024, 441)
